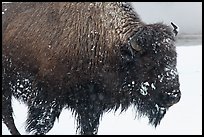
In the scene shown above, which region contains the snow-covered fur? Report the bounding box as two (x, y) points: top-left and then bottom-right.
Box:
(2, 2), (181, 135)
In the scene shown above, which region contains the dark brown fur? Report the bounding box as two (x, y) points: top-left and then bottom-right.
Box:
(2, 2), (181, 135)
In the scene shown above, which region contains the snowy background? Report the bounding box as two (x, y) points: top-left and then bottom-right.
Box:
(2, 2), (202, 135)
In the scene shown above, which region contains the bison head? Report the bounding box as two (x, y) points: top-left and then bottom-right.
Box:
(119, 23), (181, 127)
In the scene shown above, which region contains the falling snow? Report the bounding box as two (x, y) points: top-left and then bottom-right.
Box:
(2, 2), (201, 135)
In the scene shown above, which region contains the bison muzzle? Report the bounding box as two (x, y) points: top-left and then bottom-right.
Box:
(2, 2), (181, 135)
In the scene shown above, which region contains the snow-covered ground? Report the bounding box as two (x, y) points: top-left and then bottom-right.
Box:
(2, 40), (202, 135)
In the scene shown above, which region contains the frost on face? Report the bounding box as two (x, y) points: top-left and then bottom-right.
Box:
(157, 66), (178, 83)
(151, 83), (156, 90)
(139, 82), (149, 96)
(158, 74), (165, 82)
(164, 65), (178, 80)
(154, 104), (166, 119)
(139, 81), (157, 96)
(166, 89), (180, 98)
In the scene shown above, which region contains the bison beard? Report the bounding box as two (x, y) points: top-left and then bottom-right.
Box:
(2, 2), (181, 135)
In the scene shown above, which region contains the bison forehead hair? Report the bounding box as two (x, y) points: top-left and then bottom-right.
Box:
(2, 2), (181, 135)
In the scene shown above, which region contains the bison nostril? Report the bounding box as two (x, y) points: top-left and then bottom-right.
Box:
(166, 89), (181, 105)
(171, 90), (181, 101)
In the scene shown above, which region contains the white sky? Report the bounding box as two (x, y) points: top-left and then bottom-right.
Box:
(131, 2), (202, 34)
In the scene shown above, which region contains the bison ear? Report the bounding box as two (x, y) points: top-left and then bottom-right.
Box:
(129, 37), (141, 51)
(120, 28), (144, 63)
(129, 29), (143, 52)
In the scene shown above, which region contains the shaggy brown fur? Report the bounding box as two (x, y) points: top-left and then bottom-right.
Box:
(2, 2), (181, 135)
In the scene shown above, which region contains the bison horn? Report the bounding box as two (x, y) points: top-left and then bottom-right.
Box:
(171, 22), (179, 36)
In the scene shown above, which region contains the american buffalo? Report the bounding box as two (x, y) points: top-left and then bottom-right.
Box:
(2, 2), (181, 135)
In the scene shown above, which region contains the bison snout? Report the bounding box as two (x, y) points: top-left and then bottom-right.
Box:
(158, 89), (181, 108)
